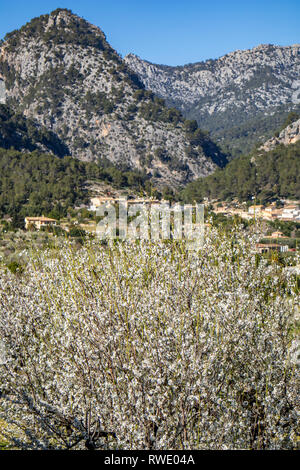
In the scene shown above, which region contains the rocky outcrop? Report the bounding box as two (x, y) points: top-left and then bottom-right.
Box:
(0, 80), (5, 104)
(125, 45), (300, 111)
(125, 45), (300, 153)
(0, 9), (226, 188)
(260, 118), (300, 151)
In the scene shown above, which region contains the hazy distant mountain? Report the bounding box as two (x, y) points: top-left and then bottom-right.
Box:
(125, 45), (300, 156)
(0, 8), (226, 188)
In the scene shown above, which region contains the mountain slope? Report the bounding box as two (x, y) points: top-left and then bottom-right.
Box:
(260, 116), (300, 152)
(0, 103), (69, 155)
(0, 8), (226, 188)
(0, 146), (150, 219)
(182, 119), (300, 203)
(125, 45), (300, 156)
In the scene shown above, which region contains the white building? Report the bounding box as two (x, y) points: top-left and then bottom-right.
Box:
(280, 205), (300, 220)
(248, 205), (264, 215)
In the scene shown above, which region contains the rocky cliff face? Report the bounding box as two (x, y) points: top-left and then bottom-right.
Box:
(0, 9), (226, 188)
(0, 80), (5, 104)
(125, 45), (300, 154)
(260, 118), (300, 152)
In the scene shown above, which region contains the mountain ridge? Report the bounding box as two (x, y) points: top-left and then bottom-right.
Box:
(0, 8), (226, 189)
(182, 117), (300, 203)
(125, 44), (300, 156)
(125, 42), (300, 69)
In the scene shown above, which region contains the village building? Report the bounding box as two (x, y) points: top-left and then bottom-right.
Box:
(255, 243), (289, 254)
(280, 205), (300, 221)
(269, 231), (285, 238)
(25, 216), (58, 230)
(248, 205), (264, 215)
(89, 196), (117, 210)
(260, 207), (283, 220)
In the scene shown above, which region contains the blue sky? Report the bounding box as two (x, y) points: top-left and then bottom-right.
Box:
(0, 0), (299, 65)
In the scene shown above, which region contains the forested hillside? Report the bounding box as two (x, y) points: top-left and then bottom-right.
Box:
(0, 148), (148, 221)
(182, 140), (300, 202)
(0, 104), (69, 155)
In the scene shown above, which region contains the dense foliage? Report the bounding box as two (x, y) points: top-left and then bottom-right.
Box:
(215, 106), (300, 159)
(0, 104), (68, 156)
(0, 229), (298, 449)
(202, 104), (300, 159)
(0, 148), (148, 219)
(182, 140), (300, 203)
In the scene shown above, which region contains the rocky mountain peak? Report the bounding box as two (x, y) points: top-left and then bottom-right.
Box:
(2, 8), (110, 53)
(125, 44), (300, 156)
(0, 10), (226, 188)
(44, 8), (108, 42)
